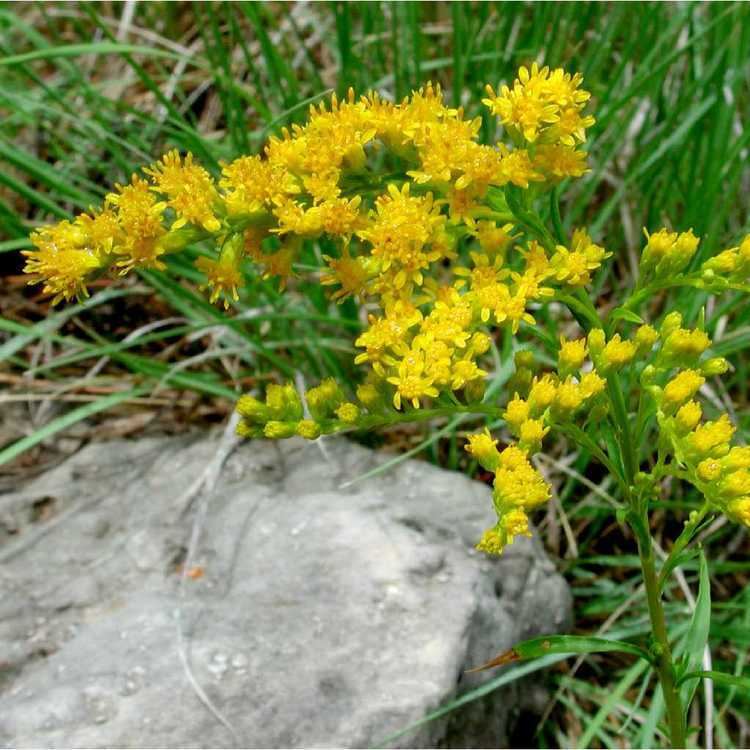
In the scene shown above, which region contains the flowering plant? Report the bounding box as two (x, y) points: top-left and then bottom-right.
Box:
(23, 62), (750, 747)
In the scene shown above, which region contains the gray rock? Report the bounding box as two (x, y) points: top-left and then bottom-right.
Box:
(0, 434), (571, 748)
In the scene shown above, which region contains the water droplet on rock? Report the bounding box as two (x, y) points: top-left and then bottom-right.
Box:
(41, 716), (57, 731)
(290, 521), (307, 536)
(207, 651), (228, 679)
(83, 688), (116, 725)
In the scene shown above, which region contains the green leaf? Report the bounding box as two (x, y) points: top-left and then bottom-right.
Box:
(578, 658), (652, 749)
(676, 670), (750, 692)
(466, 635), (652, 673)
(0, 387), (149, 467)
(0, 42), (196, 68)
(678, 550), (712, 711)
(610, 306), (645, 325)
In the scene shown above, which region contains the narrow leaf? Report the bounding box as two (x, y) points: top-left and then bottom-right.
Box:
(678, 550), (712, 710)
(466, 635), (652, 673)
(0, 387), (149, 467)
(676, 670), (750, 692)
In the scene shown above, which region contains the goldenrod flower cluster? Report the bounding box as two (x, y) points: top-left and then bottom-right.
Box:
(636, 314), (749, 528)
(23, 62), (750, 556)
(465, 340), (608, 554)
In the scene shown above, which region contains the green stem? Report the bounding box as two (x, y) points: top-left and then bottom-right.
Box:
(318, 402), (503, 435)
(550, 186), (566, 245)
(607, 372), (637, 486)
(635, 521), (687, 749)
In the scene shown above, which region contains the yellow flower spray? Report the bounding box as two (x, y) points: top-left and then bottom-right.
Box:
(23, 63), (750, 748)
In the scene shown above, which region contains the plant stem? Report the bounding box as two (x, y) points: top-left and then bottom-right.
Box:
(636, 517), (687, 748)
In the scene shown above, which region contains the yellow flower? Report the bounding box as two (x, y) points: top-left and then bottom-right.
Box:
(551, 229), (610, 286)
(354, 301), (422, 367)
(219, 154), (294, 215)
(686, 414), (735, 459)
(661, 327), (711, 363)
(473, 221), (518, 259)
(579, 371), (605, 400)
(264, 421), (298, 439)
(483, 63), (593, 145)
(144, 150), (221, 232)
(558, 336), (587, 371)
(259, 245), (298, 287)
(634, 324), (659, 355)
(195, 243), (244, 310)
(662, 370), (705, 412)
(640, 227), (699, 278)
(533, 144), (589, 180)
(504, 395), (531, 432)
(696, 458), (723, 483)
(674, 400), (702, 434)
(357, 183), (446, 289)
(493, 444), (551, 509)
(726, 498), (750, 527)
(528, 374), (557, 413)
(553, 378), (584, 415)
(465, 429), (501, 472)
(386, 350), (439, 409)
(106, 175), (167, 272)
(476, 527), (505, 556)
(725, 446), (750, 471)
(321, 249), (373, 302)
(602, 334), (637, 368)
(518, 418), (549, 452)
(450, 358), (486, 390)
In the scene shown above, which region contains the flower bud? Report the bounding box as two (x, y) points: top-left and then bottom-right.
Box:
(662, 370), (705, 413)
(701, 357), (729, 377)
(356, 382), (384, 410)
(504, 395), (530, 432)
(296, 419), (321, 440)
(306, 378), (345, 420)
(518, 419), (549, 453)
(235, 419), (263, 439)
(266, 382), (304, 421)
(602, 334), (636, 368)
(675, 400), (702, 434)
(335, 403), (360, 424)
(660, 311), (683, 340)
(558, 336), (587, 373)
(587, 328), (606, 358)
(264, 420), (298, 439)
(514, 350), (535, 369)
(236, 394), (269, 422)
(465, 430), (501, 472)
(634, 324), (658, 355)
(464, 378), (487, 404)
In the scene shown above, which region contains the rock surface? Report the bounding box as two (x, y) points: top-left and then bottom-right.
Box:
(0, 434), (571, 748)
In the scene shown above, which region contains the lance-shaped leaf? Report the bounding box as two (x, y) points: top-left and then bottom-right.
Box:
(676, 670), (750, 691)
(677, 549), (711, 711)
(466, 634), (653, 673)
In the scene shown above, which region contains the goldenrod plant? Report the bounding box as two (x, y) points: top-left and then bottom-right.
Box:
(23, 63), (750, 748)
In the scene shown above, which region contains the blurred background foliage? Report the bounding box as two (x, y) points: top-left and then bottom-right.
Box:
(1, 2), (749, 747)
